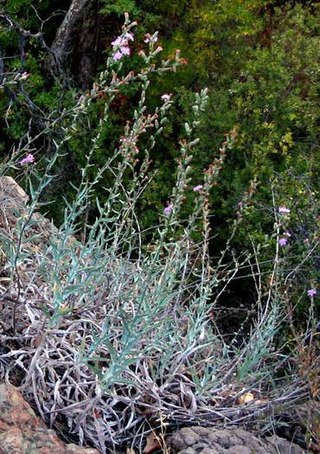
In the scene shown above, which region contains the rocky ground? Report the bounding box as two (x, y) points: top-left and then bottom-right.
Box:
(168, 426), (308, 454)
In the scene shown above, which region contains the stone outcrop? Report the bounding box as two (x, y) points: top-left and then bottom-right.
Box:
(0, 175), (58, 240)
(168, 426), (307, 454)
(0, 383), (99, 454)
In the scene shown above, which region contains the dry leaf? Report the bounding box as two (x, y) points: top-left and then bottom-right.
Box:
(143, 433), (161, 453)
(126, 448), (135, 454)
(238, 392), (254, 404)
(255, 398), (269, 405)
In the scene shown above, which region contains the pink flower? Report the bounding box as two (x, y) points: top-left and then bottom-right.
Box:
(124, 32), (134, 42)
(19, 72), (31, 81)
(161, 93), (172, 102)
(111, 33), (134, 47)
(111, 36), (124, 47)
(19, 153), (34, 166)
(112, 45), (130, 60)
(278, 237), (288, 247)
(120, 45), (130, 56)
(279, 206), (290, 214)
(278, 230), (291, 247)
(163, 203), (173, 216)
(193, 185), (203, 192)
(113, 51), (123, 61)
(144, 32), (158, 44)
(307, 288), (317, 298)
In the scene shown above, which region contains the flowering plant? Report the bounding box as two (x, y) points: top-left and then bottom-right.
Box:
(0, 15), (318, 454)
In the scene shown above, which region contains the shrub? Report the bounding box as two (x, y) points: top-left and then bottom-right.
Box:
(0, 16), (318, 453)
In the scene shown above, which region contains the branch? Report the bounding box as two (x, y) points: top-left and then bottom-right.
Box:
(0, 13), (50, 52)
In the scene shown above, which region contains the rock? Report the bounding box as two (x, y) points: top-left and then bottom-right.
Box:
(0, 175), (58, 239)
(167, 426), (307, 454)
(0, 176), (29, 209)
(0, 383), (99, 454)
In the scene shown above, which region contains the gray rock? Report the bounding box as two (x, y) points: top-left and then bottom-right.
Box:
(168, 426), (307, 454)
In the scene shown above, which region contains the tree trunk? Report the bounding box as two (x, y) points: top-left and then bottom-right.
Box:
(0, 44), (4, 84)
(75, 0), (101, 89)
(48, 0), (94, 72)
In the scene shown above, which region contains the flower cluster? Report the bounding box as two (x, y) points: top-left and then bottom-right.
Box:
(111, 32), (134, 61)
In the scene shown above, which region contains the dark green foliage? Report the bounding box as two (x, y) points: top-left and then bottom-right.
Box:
(0, 0), (319, 315)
